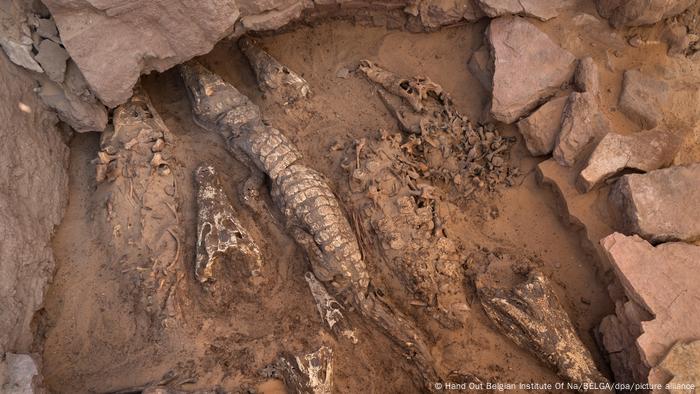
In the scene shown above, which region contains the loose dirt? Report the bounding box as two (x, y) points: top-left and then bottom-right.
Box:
(39, 17), (617, 393)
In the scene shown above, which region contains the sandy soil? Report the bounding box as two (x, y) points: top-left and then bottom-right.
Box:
(37, 15), (625, 393)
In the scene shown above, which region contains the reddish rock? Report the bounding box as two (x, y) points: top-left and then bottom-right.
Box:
(619, 70), (669, 130)
(0, 1), (43, 73)
(516, 96), (567, 156)
(41, 0), (486, 108)
(650, 340), (700, 391)
(663, 23), (694, 56)
(487, 16), (575, 124)
(38, 60), (108, 133)
(42, 0), (241, 107)
(598, 233), (700, 385)
(573, 56), (599, 96)
(553, 92), (611, 166)
(597, 300), (650, 384)
(418, 0), (485, 29)
(619, 69), (700, 131)
(577, 129), (682, 192)
(241, 1), (308, 31)
(595, 0), (695, 27)
(674, 124), (700, 165)
(476, 0), (558, 21)
(468, 44), (492, 91)
(609, 164), (700, 243)
(34, 39), (68, 82)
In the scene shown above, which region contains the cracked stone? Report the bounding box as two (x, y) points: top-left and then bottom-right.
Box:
(595, 0), (695, 27)
(598, 233), (700, 385)
(608, 163), (700, 243)
(619, 70), (669, 130)
(35, 18), (59, 41)
(488, 16), (575, 124)
(553, 92), (612, 166)
(574, 56), (599, 96)
(34, 39), (69, 82)
(619, 69), (700, 130)
(477, 0), (559, 21)
(517, 96), (567, 156)
(577, 129), (682, 192)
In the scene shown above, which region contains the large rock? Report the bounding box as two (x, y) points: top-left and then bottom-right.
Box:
(609, 164), (700, 243)
(42, 0), (241, 107)
(43, 0), (480, 108)
(488, 16), (575, 124)
(651, 341), (700, 391)
(38, 60), (108, 132)
(418, 0), (485, 29)
(41, 0), (492, 107)
(573, 56), (599, 97)
(597, 299), (650, 385)
(517, 96), (567, 156)
(577, 129), (682, 192)
(240, 1), (308, 31)
(674, 123), (700, 165)
(33, 39), (68, 83)
(597, 233), (700, 385)
(0, 51), (69, 354)
(476, 0), (559, 20)
(619, 69), (700, 130)
(663, 22), (695, 56)
(553, 92), (612, 166)
(595, 0), (695, 27)
(0, 0), (43, 73)
(619, 70), (669, 130)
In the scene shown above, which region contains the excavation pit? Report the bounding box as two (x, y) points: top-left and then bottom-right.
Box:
(33, 19), (625, 393)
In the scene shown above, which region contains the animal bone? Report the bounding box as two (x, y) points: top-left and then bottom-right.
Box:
(277, 345), (333, 394)
(358, 60), (444, 112)
(304, 271), (358, 343)
(239, 36), (311, 103)
(476, 268), (608, 386)
(358, 60), (517, 196)
(180, 62), (439, 390)
(194, 164), (263, 283)
(180, 60), (368, 298)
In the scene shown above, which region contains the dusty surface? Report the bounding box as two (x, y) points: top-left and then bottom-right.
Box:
(34, 17), (624, 392)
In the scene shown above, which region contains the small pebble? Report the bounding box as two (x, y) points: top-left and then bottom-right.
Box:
(628, 35), (643, 48)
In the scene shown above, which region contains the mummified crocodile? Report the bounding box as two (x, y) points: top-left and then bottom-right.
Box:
(94, 86), (182, 328)
(179, 61), (368, 297)
(179, 61), (439, 389)
(238, 36), (311, 103)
